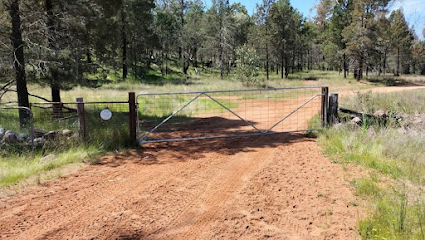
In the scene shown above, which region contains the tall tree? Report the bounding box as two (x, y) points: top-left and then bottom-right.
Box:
(269, 0), (301, 78)
(205, 0), (234, 79)
(389, 9), (413, 75)
(253, 0), (274, 80)
(181, 0), (205, 70)
(154, 4), (179, 75)
(375, 12), (391, 75)
(343, 0), (390, 81)
(320, 0), (353, 77)
(2, 0), (30, 126)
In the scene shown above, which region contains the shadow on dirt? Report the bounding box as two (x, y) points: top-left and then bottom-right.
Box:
(98, 116), (316, 167)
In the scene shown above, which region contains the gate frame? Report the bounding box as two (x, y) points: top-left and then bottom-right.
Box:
(136, 86), (329, 144)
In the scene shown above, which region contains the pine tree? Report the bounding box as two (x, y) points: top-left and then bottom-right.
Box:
(389, 9), (413, 75)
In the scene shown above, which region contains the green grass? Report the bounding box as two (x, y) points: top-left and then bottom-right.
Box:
(319, 126), (425, 239)
(318, 88), (425, 239)
(0, 146), (102, 187)
(320, 126), (425, 183)
(351, 178), (382, 198)
(138, 95), (238, 119)
(342, 89), (425, 115)
(307, 114), (323, 130)
(357, 187), (424, 240)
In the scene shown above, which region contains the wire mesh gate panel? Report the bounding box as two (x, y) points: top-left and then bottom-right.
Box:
(137, 86), (327, 144)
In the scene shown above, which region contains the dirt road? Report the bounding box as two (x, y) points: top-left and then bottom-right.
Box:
(7, 85), (422, 239)
(0, 134), (359, 239)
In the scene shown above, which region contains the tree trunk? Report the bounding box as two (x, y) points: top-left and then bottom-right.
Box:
(307, 49), (310, 70)
(180, 0), (185, 73)
(285, 56), (289, 78)
(8, 0), (30, 127)
(357, 57), (363, 81)
(219, 15), (224, 79)
(396, 47), (400, 76)
(383, 50), (387, 76)
(165, 52), (169, 75)
(280, 56), (284, 79)
(343, 53), (347, 78)
(193, 47), (198, 67)
(300, 52), (304, 71)
(45, 0), (62, 114)
(266, 43), (269, 80)
(121, 8), (128, 79)
(86, 48), (92, 64)
(291, 49), (295, 74)
(51, 87), (61, 103)
(412, 60), (416, 74)
(161, 49), (164, 77)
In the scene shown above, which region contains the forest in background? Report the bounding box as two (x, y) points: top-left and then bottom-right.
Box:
(1, 0), (425, 124)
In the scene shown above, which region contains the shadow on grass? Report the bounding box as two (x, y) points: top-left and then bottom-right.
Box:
(366, 77), (423, 86)
(127, 68), (203, 86)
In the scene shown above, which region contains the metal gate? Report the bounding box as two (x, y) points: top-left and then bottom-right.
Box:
(137, 86), (328, 144)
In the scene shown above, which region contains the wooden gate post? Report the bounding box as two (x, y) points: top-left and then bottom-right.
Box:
(328, 93), (339, 125)
(76, 97), (87, 140)
(321, 87), (329, 127)
(128, 92), (137, 144)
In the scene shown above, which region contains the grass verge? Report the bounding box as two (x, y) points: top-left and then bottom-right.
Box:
(318, 88), (425, 239)
(0, 146), (102, 187)
(319, 126), (425, 239)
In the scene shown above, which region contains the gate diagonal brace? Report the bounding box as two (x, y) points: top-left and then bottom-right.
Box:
(265, 94), (321, 133)
(139, 90), (324, 143)
(140, 93), (203, 141)
(202, 93), (263, 133)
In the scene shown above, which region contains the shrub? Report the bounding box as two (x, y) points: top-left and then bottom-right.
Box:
(235, 45), (266, 88)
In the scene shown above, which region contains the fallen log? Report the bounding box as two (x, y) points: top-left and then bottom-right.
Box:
(339, 107), (375, 119)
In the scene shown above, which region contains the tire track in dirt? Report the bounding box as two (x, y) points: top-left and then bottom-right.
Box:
(153, 144), (274, 240)
(0, 149), (226, 239)
(207, 141), (359, 240)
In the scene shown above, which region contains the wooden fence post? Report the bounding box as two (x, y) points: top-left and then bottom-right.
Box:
(76, 97), (87, 140)
(321, 87), (329, 127)
(128, 92), (137, 144)
(328, 93), (339, 125)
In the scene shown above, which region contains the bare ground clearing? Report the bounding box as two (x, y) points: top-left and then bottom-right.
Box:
(3, 85), (420, 239)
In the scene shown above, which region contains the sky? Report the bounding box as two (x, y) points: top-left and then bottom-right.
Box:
(204, 0), (425, 39)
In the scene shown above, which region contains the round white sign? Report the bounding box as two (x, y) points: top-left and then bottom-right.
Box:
(100, 109), (113, 121)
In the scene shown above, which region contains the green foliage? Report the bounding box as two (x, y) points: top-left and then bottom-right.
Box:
(235, 45), (264, 87)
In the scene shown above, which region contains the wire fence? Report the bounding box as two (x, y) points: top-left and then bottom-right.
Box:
(29, 100), (133, 149)
(0, 106), (34, 154)
(137, 87), (327, 144)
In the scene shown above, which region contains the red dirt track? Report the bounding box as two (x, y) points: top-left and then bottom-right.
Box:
(2, 87), (398, 240)
(0, 135), (358, 239)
